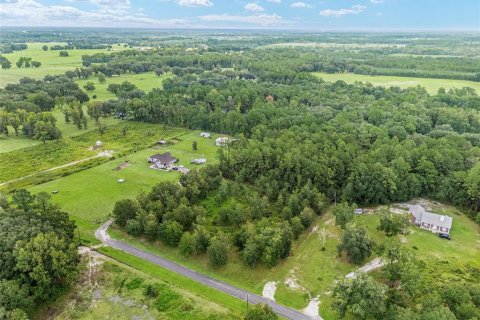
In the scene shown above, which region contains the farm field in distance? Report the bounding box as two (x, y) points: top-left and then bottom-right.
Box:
(0, 42), (125, 87)
(313, 72), (480, 94)
(76, 72), (174, 100)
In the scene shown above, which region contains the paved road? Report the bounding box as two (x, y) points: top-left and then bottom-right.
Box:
(96, 220), (314, 320)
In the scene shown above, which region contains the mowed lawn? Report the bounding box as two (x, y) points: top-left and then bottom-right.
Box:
(76, 73), (174, 100)
(313, 72), (480, 94)
(0, 42), (125, 87)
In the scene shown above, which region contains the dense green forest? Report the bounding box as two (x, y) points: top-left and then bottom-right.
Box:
(0, 191), (79, 319)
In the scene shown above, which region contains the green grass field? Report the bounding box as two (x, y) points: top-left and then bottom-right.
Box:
(76, 73), (174, 100)
(27, 130), (223, 242)
(313, 72), (480, 94)
(0, 122), (185, 186)
(0, 107), (123, 154)
(0, 42), (125, 87)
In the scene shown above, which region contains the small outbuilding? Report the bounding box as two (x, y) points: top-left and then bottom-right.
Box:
(95, 141), (103, 148)
(191, 158), (207, 164)
(200, 132), (211, 138)
(354, 208), (364, 215)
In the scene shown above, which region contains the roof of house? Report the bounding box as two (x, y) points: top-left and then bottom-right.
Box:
(409, 204), (425, 221)
(409, 205), (452, 229)
(421, 211), (452, 229)
(149, 152), (177, 164)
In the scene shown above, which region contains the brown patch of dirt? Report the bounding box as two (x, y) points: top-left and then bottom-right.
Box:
(114, 161), (130, 171)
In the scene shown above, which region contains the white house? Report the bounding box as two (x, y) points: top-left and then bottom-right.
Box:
(200, 132), (211, 138)
(409, 205), (452, 234)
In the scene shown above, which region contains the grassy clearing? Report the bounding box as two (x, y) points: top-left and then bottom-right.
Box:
(97, 247), (245, 317)
(313, 72), (480, 94)
(275, 202), (480, 318)
(0, 42), (125, 87)
(0, 107), (122, 154)
(27, 130), (222, 241)
(37, 249), (239, 320)
(76, 73), (174, 100)
(0, 122), (183, 184)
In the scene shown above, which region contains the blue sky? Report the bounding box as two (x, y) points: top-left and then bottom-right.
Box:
(0, 0), (479, 30)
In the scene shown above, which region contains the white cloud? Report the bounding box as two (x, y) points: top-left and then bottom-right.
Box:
(175, 0), (212, 7)
(0, 0), (190, 27)
(291, 2), (312, 8)
(370, 0), (384, 3)
(57, 0), (131, 15)
(376, 12), (383, 16)
(266, 0), (281, 3)
(199, 13), (284, 26)
(320, 4), (366, 17)
(244, 2), (264, 12)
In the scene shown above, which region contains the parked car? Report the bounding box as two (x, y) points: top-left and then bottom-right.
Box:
(438, 233), (451, 240)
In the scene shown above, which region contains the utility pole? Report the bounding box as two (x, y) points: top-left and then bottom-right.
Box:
(334, 191), (337, 206)
(246, 293), (249, 312)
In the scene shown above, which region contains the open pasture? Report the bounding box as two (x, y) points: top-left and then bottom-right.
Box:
(27, 130), (223, 238)
(314, 72), (480, 94)
(76, 72), (174, 100)
(0, 42), (125, 87)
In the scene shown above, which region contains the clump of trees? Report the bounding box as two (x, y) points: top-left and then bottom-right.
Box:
(0, 55), (11, 69)
(333, 242), (480, 320)
(377, 209), (410, 236)
(244, 304), (278, 320)
(337, 224), (375, 264)
(0, 190), (79, 319)
(59, 50), (69, 57)
(112, 166), (326, 268)
(0, 75), (89, 141)
(15, 57), (41, 68)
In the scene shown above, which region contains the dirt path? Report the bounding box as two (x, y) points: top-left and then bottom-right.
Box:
(0, 150), (113, 187)
(345, 258), (384, 279)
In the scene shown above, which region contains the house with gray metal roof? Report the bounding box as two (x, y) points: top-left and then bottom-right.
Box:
(148, 152), (177, 169)
(409, 205), (452, 234)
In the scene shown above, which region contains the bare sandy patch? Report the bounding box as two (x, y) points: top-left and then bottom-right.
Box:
(262, 281), (277, 301)
(302, 296), (322, 320)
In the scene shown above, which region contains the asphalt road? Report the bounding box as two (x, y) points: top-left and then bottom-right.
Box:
(95, 220), (314, 320)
